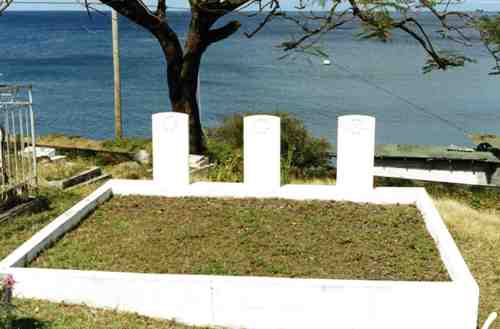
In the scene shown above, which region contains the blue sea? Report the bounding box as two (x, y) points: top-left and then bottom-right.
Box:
(1, 11), (499, 146)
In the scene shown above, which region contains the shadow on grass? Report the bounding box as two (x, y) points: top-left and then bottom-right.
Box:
(12, 317), (50, 329)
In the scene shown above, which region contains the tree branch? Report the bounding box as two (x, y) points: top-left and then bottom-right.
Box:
(98, 0), (157, 29)
(156, 0), (166, 19)
(0, 0), (13, 14)
(244, 0), (279, 38)
(207, 20), (242, 44)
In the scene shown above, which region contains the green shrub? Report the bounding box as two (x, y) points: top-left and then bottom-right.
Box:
(205, 112), (333, 181)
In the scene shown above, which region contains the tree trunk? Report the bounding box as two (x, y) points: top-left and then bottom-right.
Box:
(155, 21), (207, 154)
(98, 0), (243, 155)
(171, 83), (205, 154)
(146, 10), (240, 155)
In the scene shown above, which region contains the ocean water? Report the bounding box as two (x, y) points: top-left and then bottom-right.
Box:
(1, 11), (499, 146)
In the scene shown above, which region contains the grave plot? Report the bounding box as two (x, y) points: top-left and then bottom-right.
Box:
(30, 196), (449, 281)
(0, 114), (479, 329)
(38, 157), (111, 190)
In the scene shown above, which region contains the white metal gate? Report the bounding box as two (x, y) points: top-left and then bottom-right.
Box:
(0, 85), (37, 206)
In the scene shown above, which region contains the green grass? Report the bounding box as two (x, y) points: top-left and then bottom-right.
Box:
(38, 134), (151, 154)
(39, 158), (91, 182)
(0, 187), (93, 261)
(30, 196), (448, 281)
(1, 161), (498, 327)
(8, 299), (208, 329)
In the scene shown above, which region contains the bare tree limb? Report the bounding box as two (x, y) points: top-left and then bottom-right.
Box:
(244, 0), (280, 38)
(0, 0), (13, 14)
(208, 20), (242, 44)
(156, 0), (166, 19)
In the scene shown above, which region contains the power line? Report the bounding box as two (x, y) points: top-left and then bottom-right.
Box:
(330, 60), (469, 135)
(9, 1), (471, 135)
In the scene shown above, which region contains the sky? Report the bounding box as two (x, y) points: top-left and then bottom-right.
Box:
(8, 0), (500, 11)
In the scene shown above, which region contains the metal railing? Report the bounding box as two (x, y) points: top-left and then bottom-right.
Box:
(0, 85), (37, 205)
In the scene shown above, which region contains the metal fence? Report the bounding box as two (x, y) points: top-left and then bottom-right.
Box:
(0, 85), (37, 206)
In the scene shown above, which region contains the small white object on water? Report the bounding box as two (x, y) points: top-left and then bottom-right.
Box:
(323, 59), (331, 65)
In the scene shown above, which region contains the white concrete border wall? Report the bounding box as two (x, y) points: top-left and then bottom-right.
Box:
(4, 265), (474, 329)
(0, 113), (479, 329)
(0, 181), (479, 329)
(0, 183), (113, 268)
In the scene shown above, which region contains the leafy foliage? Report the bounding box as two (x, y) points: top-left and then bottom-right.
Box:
(422, 50), (477, 74)
(475, 15), (500, 75)
(205, 112), (333, 181)
(357, 11), (395, 42)
(277, 0), (500, 75)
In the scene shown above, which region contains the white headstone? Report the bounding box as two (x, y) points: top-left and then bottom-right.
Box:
(152, 112), (189, 188)
(244, 115), (281, 190)
(336, 115), (375, 191)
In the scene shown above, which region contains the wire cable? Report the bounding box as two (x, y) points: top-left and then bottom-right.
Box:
(330, 59), (469, 135)
(6, 1), (472, 136)
(9, 1), (191, 10)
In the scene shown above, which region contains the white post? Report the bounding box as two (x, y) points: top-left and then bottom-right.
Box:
(152, 112), (189, 188)
(244, 115), (281, 190)
(336, 115), (375, 191)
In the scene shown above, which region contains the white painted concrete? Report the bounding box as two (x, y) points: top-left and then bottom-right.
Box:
(152, 112), (189, 188)
(244, 115), (281, 190)
(0, 113), (479, 329)
(111, 180), (418, 204)
(22, 146), (56, 159)
(0, 179), (479, 329)
(374, 166), (490, 186)
(414, 189), (479, 328)
(0, 182), (112, 268)
(336, 115), (376, 191)
(3, 266), (473, 329)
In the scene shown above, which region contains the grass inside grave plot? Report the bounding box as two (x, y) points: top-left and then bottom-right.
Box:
(30, 196), (450, 281)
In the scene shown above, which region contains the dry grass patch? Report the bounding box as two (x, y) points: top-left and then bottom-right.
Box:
(288, 177), (336, 185)
(38, 158), (92, 182)
(436, 199), (500, 328)
(31, 196), (449, 281)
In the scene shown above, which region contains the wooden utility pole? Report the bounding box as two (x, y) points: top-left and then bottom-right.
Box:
(112, 9), (123, 140)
